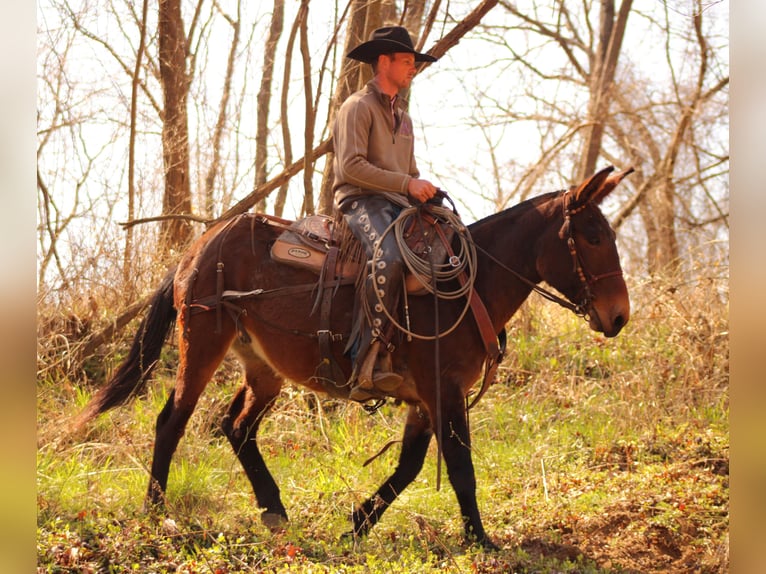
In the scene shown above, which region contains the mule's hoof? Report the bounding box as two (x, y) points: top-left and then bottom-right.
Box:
(473, 536), (500, 552)
(261, 511), (287, 531)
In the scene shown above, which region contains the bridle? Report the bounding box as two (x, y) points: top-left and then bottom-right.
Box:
(473, 190), (623, 327)
(559, 190), (624, 329)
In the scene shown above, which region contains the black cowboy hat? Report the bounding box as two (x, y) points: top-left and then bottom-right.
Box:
(346, 26), (438, 64)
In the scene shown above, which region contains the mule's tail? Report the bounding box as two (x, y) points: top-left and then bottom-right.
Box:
(74, 268), (178, 430)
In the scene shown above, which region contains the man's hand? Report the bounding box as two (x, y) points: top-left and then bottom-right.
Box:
(407, 178), (437, 203)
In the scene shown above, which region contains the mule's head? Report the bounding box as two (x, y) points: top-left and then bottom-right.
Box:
(537, 166), (632, 337)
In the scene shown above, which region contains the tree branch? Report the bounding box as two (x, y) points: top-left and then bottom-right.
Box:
(120, 213), (211, 229)
(73, 297), (152, 365)
(417, 0), (500, 73)
(216, 138), (334, 223)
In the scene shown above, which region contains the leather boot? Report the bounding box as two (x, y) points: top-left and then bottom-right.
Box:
(372, 348), (402, 391)
(339, 197), (405, 402)
(348, 339), (403, 402)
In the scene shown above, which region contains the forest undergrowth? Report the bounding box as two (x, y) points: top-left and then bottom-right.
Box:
(36, 276), (728, 573)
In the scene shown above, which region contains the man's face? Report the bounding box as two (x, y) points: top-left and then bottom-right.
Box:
(381, 53), (416, 90)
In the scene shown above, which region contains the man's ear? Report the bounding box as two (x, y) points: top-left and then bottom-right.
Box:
(372, 54), (384, 74)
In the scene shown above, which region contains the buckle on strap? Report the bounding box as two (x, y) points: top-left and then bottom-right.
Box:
(317, 329), (343, 342)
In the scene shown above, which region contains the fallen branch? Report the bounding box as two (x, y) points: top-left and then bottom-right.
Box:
(74, 296), (152, 365)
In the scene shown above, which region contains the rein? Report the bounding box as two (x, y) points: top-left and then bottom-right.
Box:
(471, 242), (586, 316)
(471, 191), (623, 324)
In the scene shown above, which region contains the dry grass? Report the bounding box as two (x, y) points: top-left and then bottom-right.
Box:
(36, 272), (728, 572)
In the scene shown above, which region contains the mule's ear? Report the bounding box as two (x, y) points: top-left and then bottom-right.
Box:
(590, 166), (635, 205)
(573, 165), (615, 206)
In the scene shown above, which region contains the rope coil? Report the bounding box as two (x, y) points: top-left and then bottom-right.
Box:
(368, 204), (478, 340)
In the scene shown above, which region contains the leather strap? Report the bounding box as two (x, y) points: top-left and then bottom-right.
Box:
(315, 246), (347, 387)
(431, 217), (500, 359)
(431, 216), (503, 409)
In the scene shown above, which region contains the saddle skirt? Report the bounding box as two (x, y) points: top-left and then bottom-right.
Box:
(267, 210), (455, 294)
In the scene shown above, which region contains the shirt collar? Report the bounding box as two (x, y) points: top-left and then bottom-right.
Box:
(369, 78), (408, 111)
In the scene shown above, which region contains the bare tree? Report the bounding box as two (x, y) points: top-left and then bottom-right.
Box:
(298, 0), (316, 216)
(578, 0), (632, 181)
(125, 0), (150, 283)
(201, 0), (242, 218)
(476, 0), (728, 278)
(254, 0), (284, 212)
(158, 0), (193, 254)
(610, 0), (729, 276)
(272, 2), (302, 218)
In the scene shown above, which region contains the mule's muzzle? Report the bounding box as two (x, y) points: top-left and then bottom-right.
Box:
(589, 302), (630, 337)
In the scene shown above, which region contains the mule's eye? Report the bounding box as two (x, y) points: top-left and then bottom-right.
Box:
(586, 234), (601, 246)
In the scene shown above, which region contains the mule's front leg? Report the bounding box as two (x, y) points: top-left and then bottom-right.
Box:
(439, 393), (498, 549)
(351, 406), (432, 538)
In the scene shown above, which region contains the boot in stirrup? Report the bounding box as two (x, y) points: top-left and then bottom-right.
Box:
(348, 340), (402, 402)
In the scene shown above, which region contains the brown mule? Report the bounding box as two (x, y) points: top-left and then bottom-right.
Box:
(75, 166), (633, 548)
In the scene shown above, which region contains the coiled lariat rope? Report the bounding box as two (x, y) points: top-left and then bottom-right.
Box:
(368, 203), (478, 340)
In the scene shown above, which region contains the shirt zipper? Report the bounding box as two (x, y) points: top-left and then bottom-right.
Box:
(390, 95), (399, 144)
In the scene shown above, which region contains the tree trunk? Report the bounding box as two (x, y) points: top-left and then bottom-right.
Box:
(203, 2), (241, 218)
(317, 0), (385, 215)
(273, 1), (301, 217)
(125, 0), (149, 285)
(158, 0), (193, 255)
(577, 0), (632, 180)
(646, 178), (680, 276)
(298, 0), (315, 217)
(618, 1), (724, 277)
(255, 0), (284, 212)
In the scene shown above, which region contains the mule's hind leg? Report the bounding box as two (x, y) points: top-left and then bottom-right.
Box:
(221, 356), (286, 529)
(351, 405), (433, 538)
(146, 326), (235, 508)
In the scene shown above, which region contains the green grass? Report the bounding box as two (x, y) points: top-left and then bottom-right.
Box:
(37, 283), (728, 572)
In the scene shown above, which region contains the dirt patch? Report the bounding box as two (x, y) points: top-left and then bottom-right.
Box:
(553, 499), (728, 573)
(520, 536), (583, 562)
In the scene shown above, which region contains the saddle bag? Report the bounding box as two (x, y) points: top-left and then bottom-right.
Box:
(269, 214), (335, 272)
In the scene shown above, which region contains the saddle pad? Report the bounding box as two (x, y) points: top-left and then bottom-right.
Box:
(270, 214), (361, 277)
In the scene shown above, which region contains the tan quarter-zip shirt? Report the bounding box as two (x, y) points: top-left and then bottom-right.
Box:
(332, 79), (421, 206)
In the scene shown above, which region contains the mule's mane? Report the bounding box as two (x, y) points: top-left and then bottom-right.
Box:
(467, 189), (563, 233)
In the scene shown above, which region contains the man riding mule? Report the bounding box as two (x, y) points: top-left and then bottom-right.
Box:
(332, 26), (440, 402)
(74, 163), (633, 549)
